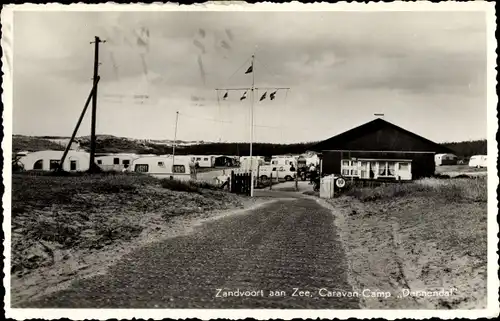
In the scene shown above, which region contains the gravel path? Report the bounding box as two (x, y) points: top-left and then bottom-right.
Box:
(19, 193), (359, 309)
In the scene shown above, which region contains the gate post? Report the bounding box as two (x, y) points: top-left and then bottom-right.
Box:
(230, 170), (235, 193)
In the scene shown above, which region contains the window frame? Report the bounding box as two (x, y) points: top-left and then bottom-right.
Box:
(33, 159), (44, 170)
(173, 164), (186, 173)
(49, 159), (60, 171)
(134, 164), (149, 173)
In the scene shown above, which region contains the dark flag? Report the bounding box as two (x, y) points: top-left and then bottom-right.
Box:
(270, 90), (277, 100)
(240, 91), (247, 100)
(245, 63), (253, 74)
(223, 91), (228, 100)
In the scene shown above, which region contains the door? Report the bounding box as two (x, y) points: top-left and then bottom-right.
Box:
(70, 160), (77, 171)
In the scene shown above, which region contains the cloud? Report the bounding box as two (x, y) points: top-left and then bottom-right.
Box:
(12, 10), (488, 142)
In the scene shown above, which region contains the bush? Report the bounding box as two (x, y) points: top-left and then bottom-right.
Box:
(345, 177), (487, 203)
(160, 179), (219, 193)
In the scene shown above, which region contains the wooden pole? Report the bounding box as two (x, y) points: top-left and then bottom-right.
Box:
(295, 165), (299, 191)
(58, 76), (100, 172)
(89, 36), (105, 172)
(172, 111), (179, 173)
(249, 53), (256, 197)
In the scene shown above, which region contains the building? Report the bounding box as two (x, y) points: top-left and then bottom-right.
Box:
(311, 118), (453, 180)
(18, 150), (90, 171)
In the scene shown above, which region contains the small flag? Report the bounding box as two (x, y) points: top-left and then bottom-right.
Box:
(270, 90), (277, 100)
(260, 92), (267, 101)
(240, 91), (247, 100)
(245, 63), (253, 74)
(223, 91), (228, 100)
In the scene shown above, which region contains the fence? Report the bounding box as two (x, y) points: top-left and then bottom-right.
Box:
(230, 170), (251, 196)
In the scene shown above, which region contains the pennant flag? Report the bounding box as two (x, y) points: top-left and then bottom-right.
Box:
(260, 92), (267, 101)
(245, 63), (253, 74)
(223, 91), (228, 100)
(240, 91), (247, 100)
(270, 90), (277, 100)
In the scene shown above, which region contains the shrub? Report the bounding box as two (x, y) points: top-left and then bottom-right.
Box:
(160, 179), (219, 193)
(345, 177), (487, 203)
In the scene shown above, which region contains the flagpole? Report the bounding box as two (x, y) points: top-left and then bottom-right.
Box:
(172, 111), (179, 173)
(250, 53), (255, 197)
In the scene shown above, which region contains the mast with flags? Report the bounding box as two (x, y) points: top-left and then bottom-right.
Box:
(215, 51), (290, 197)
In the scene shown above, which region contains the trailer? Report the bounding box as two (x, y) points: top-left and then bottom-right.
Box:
(190, 155), (215, 168)
(130, 155), (196, 181)
(18, 150), (90, 172)
(95, 153), (140, 171)
(435, 153), (458, 166)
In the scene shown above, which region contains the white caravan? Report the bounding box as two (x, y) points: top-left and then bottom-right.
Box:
(190, 155), (215, 168)
(239, 156), (265, 172)
(468, 155), (487, 168)
(96, 153), (139, 171)
(130, 156), (196, 181)
(271, 156), (297, 167)
(18, 150), (90, 171)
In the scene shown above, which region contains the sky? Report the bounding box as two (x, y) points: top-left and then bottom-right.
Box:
(12, 9), (488, 144)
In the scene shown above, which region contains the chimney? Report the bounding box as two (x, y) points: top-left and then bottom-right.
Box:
(374, 113), (385, 119)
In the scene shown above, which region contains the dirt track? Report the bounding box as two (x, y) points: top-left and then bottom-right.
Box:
(17, 191), (359, 309)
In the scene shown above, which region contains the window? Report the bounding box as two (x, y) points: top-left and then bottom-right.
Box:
(97, 160), (102, 165)
(158, 161), (165, 167)
(33, 159), (43, 170)
(50, 160), (60, 170)
(123, 159), (130, 165)
(272, 160), (278, 165)
(399, 162), (409, 171)
(135, 164), (149, 173)
(196, 157), (201, 161)
(204, 157), (208, 161)
(70, 160), (77, 171)
(272, 167), (277, 171)
(113, 158), (120, 165)
(173, 165), (185, 173)
(285, 160), (290, 165)
(341, 160), (359, 177)
(378, 161), (396, 177)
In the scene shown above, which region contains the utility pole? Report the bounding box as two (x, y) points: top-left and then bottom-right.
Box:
(249, 54), (255, 197)
(172, 111), (179, 173)
(89, 36), (105, 172)
(58, 76), (101, 171)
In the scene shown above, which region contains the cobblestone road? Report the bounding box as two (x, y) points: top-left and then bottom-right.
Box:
(19, 192), (359, 309)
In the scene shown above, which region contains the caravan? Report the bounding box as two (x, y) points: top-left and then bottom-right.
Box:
(271, 155), (297, 167)
(468, 155), (487, 168)
(18, 150), (90, 172)
(96, 153), (139, 171)
(435, 153), (458, 166)
(130, 156), (196, 181)
(190, 155), (215, 168)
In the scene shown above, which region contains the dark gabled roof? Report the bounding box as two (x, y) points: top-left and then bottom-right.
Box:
(312, 118), (453, 153)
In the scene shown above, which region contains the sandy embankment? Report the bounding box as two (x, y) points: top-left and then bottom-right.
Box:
(317, 195), (487, 309)
(10, 196), (276, 306)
